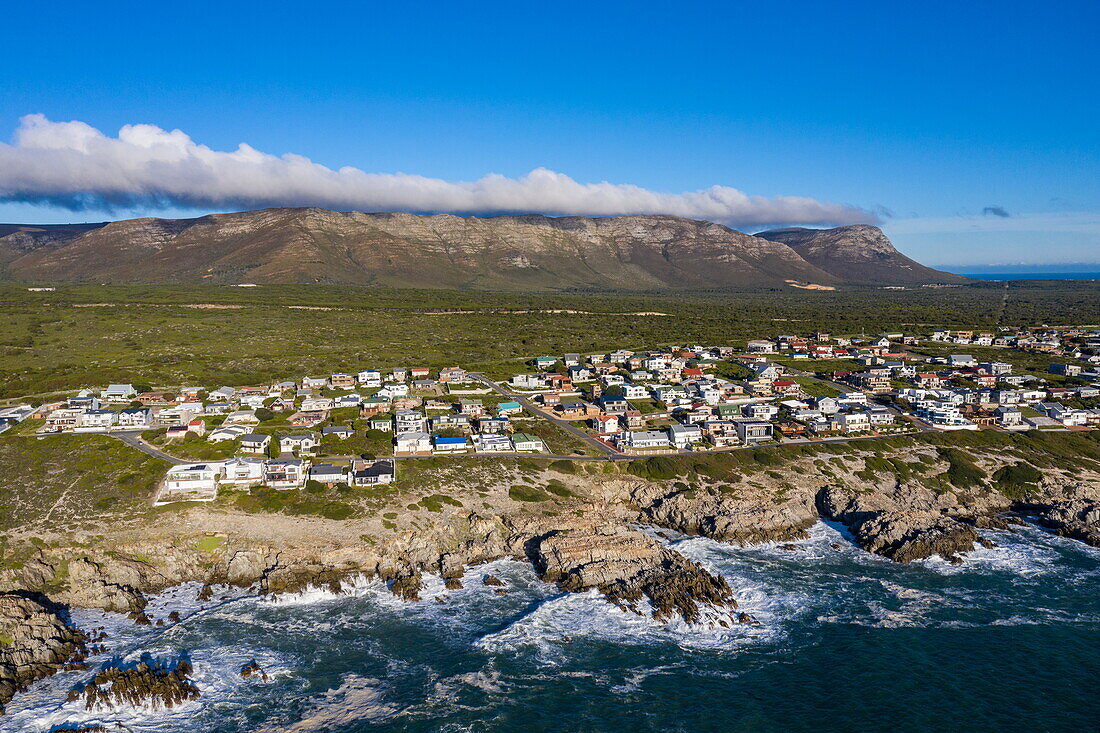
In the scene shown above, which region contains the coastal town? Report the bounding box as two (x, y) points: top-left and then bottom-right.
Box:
(1, 326), (1098, 506)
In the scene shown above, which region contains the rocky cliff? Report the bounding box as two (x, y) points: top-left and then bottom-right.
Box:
(755, 224), (969, 284)
(0, 209), (961, 289)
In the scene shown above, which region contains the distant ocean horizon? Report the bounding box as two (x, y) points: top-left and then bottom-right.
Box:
(952, 272), (1100, 281)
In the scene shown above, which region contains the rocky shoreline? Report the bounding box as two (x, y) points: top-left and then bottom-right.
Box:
(2, 440), (1100, 716)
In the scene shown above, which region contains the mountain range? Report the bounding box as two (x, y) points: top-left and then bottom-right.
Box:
(0, 208), (968, 290)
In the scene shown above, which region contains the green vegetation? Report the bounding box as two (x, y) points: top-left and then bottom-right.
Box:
(417, 494), (463, 512)
(231, 486), (357, 520)
(0, 434), (168, 533)
(792, 376), (841, 398)
(0, 281), (1096, 397)
(992, 462), (1044, 498)
(509, 485), (552, 502)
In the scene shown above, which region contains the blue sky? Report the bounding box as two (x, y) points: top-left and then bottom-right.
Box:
(1, 1), (1097, 267)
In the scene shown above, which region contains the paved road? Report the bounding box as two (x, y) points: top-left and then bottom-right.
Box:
(110, 431), (184, 464)
(468, 373), (620, 457)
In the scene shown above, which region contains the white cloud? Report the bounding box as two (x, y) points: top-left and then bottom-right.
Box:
(0, 114), (876, 228)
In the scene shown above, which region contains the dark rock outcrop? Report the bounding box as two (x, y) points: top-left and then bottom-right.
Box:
(817, 486), (985, 563)
(0, 593), (87, 714)
(533, 526), (735, 623)
(1023, 498), (1100, 546)
(68, 658), (199, 711)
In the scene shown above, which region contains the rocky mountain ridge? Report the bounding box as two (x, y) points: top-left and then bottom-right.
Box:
(0, 209), (966, 289)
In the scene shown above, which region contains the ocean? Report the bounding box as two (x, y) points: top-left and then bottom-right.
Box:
(963, 272), (1100, 281)
(5, 522), (1099, 732)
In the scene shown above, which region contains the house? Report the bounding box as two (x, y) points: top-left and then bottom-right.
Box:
(668, 423), (703, 448)
(473, 433), (514, 453)
(534, 356), (557, 370)
(850, 372), (892, 394)
(117, 407), (153, 428)
(376, 384), (409, 400)
(359, 397), (391, 416)
(208, 386), (237, 402)
(187, 418), (206, 436)
(68, 395), (100, 411)
(746, 340), (777, 354)
(511, 433), (546, 452)
(458, 399), (485, 416)
(263, 459), (307, 490)
(568, 365), (594, 382)
(395, 409), (427, 433)
(994, 405), (1024, 428)
(746, 402), (779, 420)
(751, 363), (783, 381)
(1040, 402), (1090, 426)
(949, 355), (978, 367)
(563, 353), (582, 367)
(733, 419), (773, 444)
(350, 458), (396, 486)
(357, 370), (383, 387)
(301, 377), (328, 390)
(592, 414), (620, 434)
(864, 407), (896, 426)
(204, 402), (234, 416)
(370, 417), (394, 432)
(835, 412), (871, 433)
(310, 463), (348, 484)
(159, 463), (223, 503)
(621, 430), (671, 449)
(597, 396), (630, 414)
(334, 394), (362, 409)
(165, 425), (189, 441)
(300, 397), (334, 412)
(77, 409), (116, 431)
(622, 409), (646, 429)
(496, 401), (523, 417)
(240, 394), (268, 410)
(391, 368), (408, 382)
(394, 431), (432, 454)
(240, 433), (272, 454)
(439, 367), (467, 383)
(915, 400), (975, 429)
(102, 384), (137, 403)
(137, 391), (176, 406)
(279, 434), (318, 455)
(209, 424), (251, 442)
(556, 402), (600, 420)
(224, 410), (259, 425)
(621, 384), (649, 400)
(290, 410), (327, 427)
(329, 373), (356, 389)
(477, 417), (510, 434)
(322, 425), (354, 440)
(177, 387), (202, 402)
(1049, 363), (1083, 377)
(431, 413), (470, 432)
(219, 458), (265, 486)
(433, 435), (469, 453)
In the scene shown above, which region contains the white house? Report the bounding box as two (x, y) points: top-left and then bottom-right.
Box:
(621, 430), (671, 449)
(209, 424), (250, 442)
(621, 384), (649, 400)
(511, 433), (546, 452)
(117, 407), (153, 428)
(102, 384), (137, 403)
(357, 370), (383, 387)
(219, 457), (265, 486)
(279, 434), (318, 455)
(395, 431), (432, 454)
(300, 397), (334, 412)
(224, 410), (259, 425)
(263, 459), (307, 489)
(377, 383), (410, 400)
(350, 458), (396, 486)
(240, 433), (272, 453)
(473, 433), (514, 453)
(669, 423), (703, 448)
(836, 412), (871, 433)
(309, 463), (348, 484)
(734, 419), (774, 444)
(76, 409), (116, 432)
(394, 409), (427, 433)
(158, 463), (223, 503)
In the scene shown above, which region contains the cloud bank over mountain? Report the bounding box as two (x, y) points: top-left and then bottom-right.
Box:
(0, 114), (876, 228)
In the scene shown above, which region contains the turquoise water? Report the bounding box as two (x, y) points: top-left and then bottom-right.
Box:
(5, 523), (1100, 732)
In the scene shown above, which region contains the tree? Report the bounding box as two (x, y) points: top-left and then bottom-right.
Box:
(255, 407), (275, 423)
(266, 438), (281, 459)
